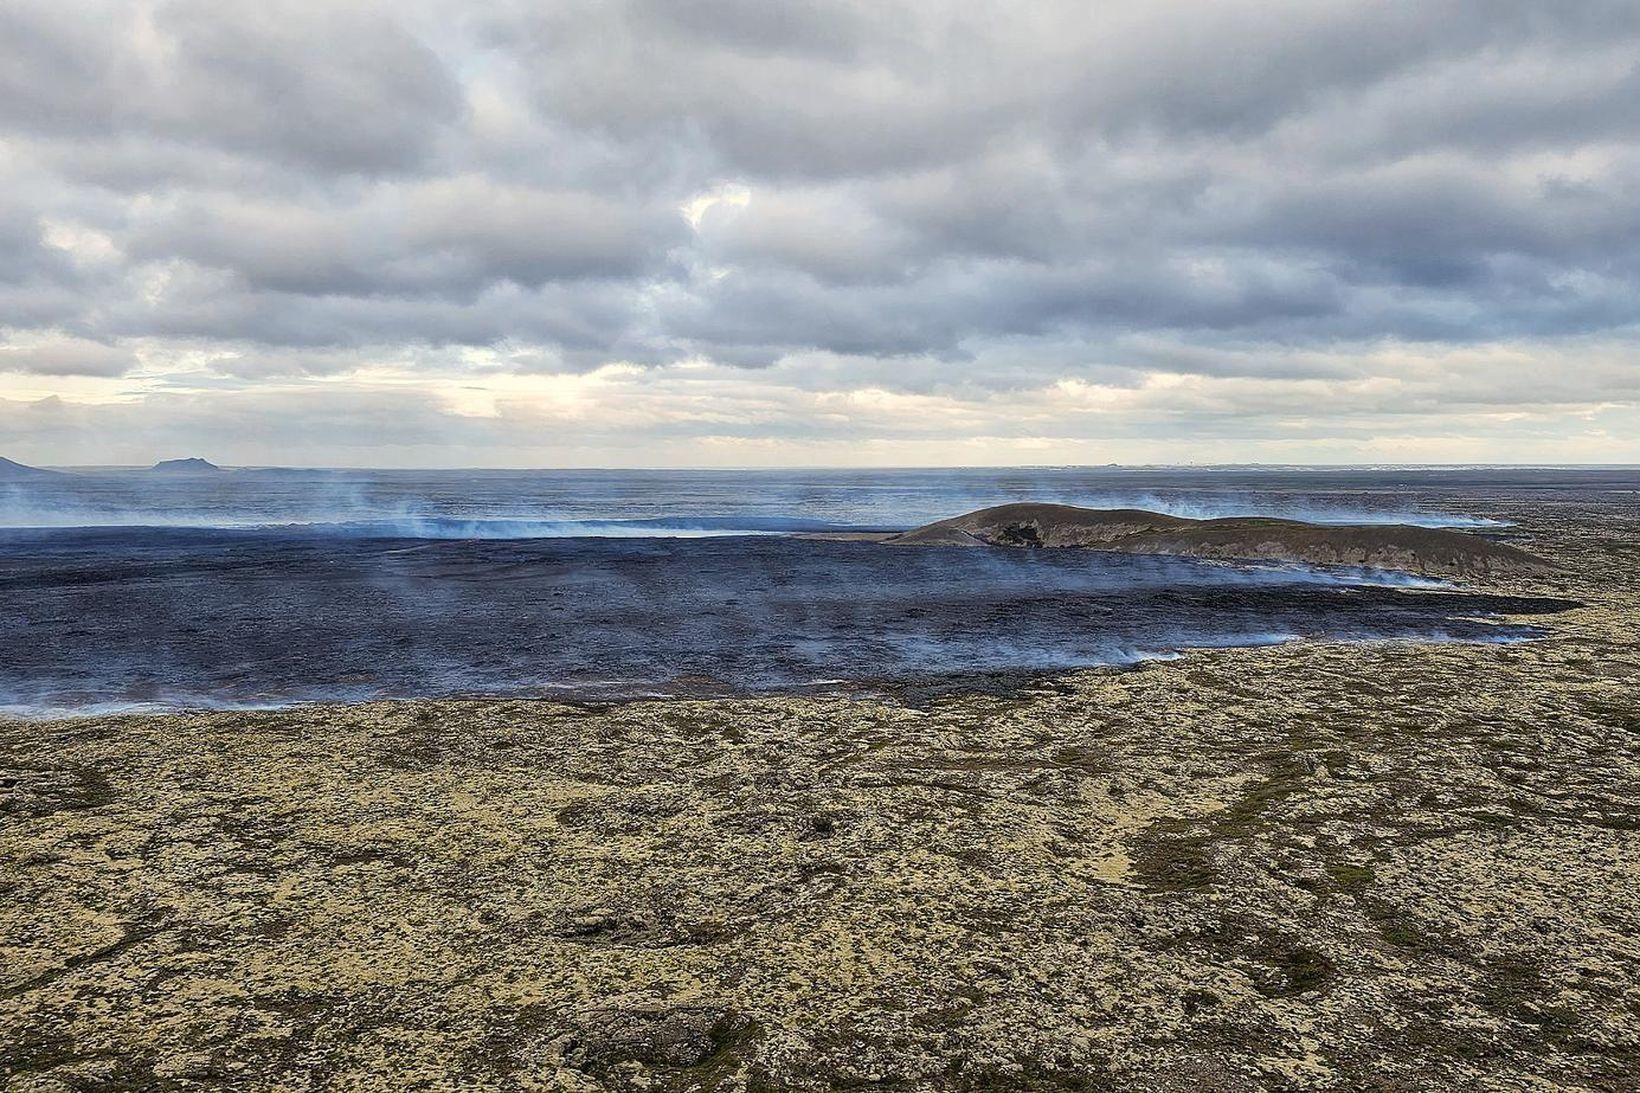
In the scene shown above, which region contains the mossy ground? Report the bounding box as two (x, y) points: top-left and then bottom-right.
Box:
(3, 499), (1637, 1091)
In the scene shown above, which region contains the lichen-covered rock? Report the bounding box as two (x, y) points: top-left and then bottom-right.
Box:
(0, 495), (1635, 1090)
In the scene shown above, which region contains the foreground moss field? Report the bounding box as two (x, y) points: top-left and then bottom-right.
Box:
(3, 496), (1638, 1090)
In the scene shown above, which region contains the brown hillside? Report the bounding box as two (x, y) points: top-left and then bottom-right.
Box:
(885, 502), (1551, 577)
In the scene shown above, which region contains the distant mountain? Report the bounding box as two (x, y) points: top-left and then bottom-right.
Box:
(0, 455), (57, 478)
(151, 457), (222, 473)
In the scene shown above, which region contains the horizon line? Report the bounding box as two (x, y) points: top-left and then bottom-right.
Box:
(21, 461), (1640, 473)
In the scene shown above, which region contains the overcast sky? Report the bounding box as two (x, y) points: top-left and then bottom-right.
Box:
(2, 0), (1638, 466)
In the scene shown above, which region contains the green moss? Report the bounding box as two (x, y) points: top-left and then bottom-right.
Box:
(1326, 862), (1376, 891)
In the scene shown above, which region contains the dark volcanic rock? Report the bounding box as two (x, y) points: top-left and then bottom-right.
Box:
(0, 766), (116, 817)
(567, 1004), (747, 1070)
(887, 502), (1552, 577)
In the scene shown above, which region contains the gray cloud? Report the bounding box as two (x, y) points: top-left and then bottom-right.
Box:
(0, 335), (137, 377)
(0, 0), (462, 173)
(1, 0), (1638, 462)
(126, 180), (687, 295)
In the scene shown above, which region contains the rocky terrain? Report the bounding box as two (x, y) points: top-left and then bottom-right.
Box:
(885, 503), (1552, 578)
(2, 495), (1637, 1091)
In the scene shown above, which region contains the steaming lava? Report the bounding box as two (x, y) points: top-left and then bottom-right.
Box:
(885, 502), (1552, 577)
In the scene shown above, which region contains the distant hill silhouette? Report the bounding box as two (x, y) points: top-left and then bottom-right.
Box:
(0, 455), (57, 478)
(151, 457), (222, 473)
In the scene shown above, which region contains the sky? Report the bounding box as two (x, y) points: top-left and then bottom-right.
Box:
(2, 0), (1638, 468)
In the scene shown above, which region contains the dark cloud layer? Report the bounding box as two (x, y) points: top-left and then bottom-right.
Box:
(1, 0), (1638, 462)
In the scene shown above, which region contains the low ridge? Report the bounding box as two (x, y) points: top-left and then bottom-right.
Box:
(0, 455), (56, 478)
(886, 502), (1551, 578)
